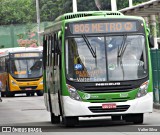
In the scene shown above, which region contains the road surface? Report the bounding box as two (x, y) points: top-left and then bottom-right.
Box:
(0, 94), (160, 135)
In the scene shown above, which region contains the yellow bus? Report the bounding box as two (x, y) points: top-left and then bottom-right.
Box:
(0, 49), (8, 97)
(0, 47), (43, 97)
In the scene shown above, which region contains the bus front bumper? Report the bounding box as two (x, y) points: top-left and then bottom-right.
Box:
(62, 92), (153, 117)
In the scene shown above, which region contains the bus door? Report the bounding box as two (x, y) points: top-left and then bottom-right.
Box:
(50, 33), (61, 116)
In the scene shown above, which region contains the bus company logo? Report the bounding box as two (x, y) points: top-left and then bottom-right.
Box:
(95, 82), (120, 86)
(120, 93), (128, 98)
(82, 93), (91, 99)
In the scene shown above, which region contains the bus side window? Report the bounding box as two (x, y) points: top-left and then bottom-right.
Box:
(0, 57), (5, 73)
(0, 59), (2, 72)
(48, 35), (52, 67)
(5, 58), (9, 72)
(53, 32), (61, 69)
(43, 35), (47, 70)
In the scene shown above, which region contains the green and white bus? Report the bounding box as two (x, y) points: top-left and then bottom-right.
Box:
(43, 11), (154, 126)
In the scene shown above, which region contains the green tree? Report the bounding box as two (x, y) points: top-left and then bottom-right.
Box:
(0, 0), (151, 25)
(0, 0), (36, 25)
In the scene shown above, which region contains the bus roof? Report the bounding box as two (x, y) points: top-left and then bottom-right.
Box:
(55, 11), (124, 22)
(0, 47), (43, 56)
(43, 11), (144, 35)
(0, 48), (8, 57)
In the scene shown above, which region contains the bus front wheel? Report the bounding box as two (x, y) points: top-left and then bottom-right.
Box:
(1, 92), (5, 97)
(122, 113), (143, 124)
(133, 114), (143, 124)
(36, 90), (43, 96)
(111, 115), (121, 121)
(6, 91), (14, 97)
(63, 116), (79, 127)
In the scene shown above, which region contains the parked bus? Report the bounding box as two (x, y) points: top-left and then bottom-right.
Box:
(0, 47), (43, 97)
(42, 11), (154, 126)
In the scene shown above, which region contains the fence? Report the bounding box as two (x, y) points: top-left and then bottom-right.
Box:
(0, 22), (52, 48)
(151, 49), (160, 104)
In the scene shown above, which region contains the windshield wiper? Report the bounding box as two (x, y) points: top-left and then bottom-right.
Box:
(82, 35), (97, 58)
(117, 35), (128, 80)
(117, 35), (127, 58)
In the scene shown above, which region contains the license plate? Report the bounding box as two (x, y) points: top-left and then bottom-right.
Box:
(102, 104), (116, 109)
(25, 88), (32, 90)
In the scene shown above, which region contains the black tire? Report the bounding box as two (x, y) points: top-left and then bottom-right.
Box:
(122, 114), (143, 124)
(37, 90), (43, 96)
(63, 116), (78, 127)
(51, 112), (60, 124)
(30, 92), (35, 96)
(133, 114), (143, 124)
(112, 115), (121, 121)
(6, 91), (14, 97)
(26, 92), (30, 96)
(1, 92), (5, 97)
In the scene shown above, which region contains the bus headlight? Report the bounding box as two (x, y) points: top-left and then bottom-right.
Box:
(137, 81), (149, 98)
(11, 80), (17, 85)
(66, 84), (81, 101)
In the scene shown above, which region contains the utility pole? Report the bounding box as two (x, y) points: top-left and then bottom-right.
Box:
(111, 0), (117, 11)
(36, 0), (40, 46)
(72, 0), (77, 12)
(129, 0), (133, 7)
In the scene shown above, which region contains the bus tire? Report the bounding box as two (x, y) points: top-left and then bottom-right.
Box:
(37, 90), (43, 96)
(26, 92), (30, 96)
(111, 115), (121, 121)
(63, 116), (78, 127)
(122, 114), (143, 124)
(133, 114), (143, 124)
(1, 92), (5, 97)
(50, 112), (60, 124)
(31, 93), (34, 96)
(6, 91), (14, 97)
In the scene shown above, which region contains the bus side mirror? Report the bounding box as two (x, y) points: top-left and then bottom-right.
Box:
(58, 31), (62, 53)
(5, 58), (9, 72)
(147, 28), (154, 48)
(148, 35), (154, 48)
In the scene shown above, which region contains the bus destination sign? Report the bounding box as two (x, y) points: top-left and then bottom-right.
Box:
(70, 21), (137, 34)
(13, 53), (40, 58)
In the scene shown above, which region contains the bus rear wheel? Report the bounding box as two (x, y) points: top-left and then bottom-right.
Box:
(36, 90), (43, 96)
(50, 113), (60, 124)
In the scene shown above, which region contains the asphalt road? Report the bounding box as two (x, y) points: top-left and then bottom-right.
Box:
(0, 94), (160, 135)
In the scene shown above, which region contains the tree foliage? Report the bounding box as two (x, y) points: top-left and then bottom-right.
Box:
(0, 0), (149, 25)
(0, 0), (36, 25)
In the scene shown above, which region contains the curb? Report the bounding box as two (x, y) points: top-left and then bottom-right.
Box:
(153, 103), (160, 110)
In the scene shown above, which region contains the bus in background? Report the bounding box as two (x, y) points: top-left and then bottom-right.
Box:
(0, 49), (8, 97)
(1, 47), (43, 97)
(43, 11), (154, 127)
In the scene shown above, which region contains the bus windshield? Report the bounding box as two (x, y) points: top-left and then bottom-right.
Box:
(65, 35), (147, 82)
(10, 58), (43, 78)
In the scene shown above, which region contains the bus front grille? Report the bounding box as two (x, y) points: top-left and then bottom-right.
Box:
(19, 86), (37, 90)
(82, 85), (134, 93)
(88, 105), (130, 113)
